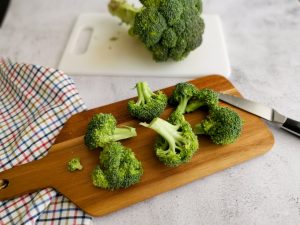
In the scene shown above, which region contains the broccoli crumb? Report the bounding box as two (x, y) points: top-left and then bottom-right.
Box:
(109, 36), (118, 41)
(67, 157), (83, 172)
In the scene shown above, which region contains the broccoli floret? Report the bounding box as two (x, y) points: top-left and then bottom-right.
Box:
(108, 0), (205, 62)
(140, 111), (198, 167)
(67, 158), (83, 172)
(128, 81), (167, 122)
(84, 113), (137, 149)
(185, 88), (219, 113)
(194, 106), (243, 145)
(92, 142), (143, 190)
(168, 82), (198, 114)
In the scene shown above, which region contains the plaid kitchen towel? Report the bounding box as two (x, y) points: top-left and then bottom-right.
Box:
(0, 58), (92, 225)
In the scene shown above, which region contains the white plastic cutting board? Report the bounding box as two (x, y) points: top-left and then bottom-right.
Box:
(58, 13), (230, 77)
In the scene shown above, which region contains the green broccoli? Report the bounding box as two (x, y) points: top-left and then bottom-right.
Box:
(128, 81), (167, 122)
(140, 111), (198, 167)
(194, 106), (243, 145)
(67, 158), (83, 172)
(92, 142), (143, 190)
(84, 113), (137, 149)
(108, 0), (205, 62)
(168, 82), (198, 114)
(185, 88), (219, 113)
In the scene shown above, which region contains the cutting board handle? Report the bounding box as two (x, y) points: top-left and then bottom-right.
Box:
(0, 137), (90, 202)
(0, 157), (54, 201)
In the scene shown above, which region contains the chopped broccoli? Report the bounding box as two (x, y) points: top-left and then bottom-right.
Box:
(168, 82), (198, 114)
(140, 111), (198, 167)
(84, 113), (137, 149)
(194, 106), (243, 145)
(92, 142), (143, 190)
(128, 81), (167, 122)
(108, 0), (205, 62)
(185, 88), (219, 113)
(67, 158), (83, 172)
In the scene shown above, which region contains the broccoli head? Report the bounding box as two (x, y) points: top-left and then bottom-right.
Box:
(92, 142), (143, 190)
(108, 0), (205, 62)
(185, 88), (219, 113)
(84, 113), (137, 149)
(128, 81), (167, 122)
(140, 111), (198, 167)
(168, 82), (198, 114)
(67, 158), (83, 172)
(194, 106), (243, 145)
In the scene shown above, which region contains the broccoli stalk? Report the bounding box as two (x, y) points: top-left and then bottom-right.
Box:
(142, 118), (182, 152)
(185, 100), (205, 113)
(84, 113), (137, 149)
(128, 82), (167, 122)
(108, 0), (140, 25)
(168, 82), (198, 114)
(136, 82), (155, 105)
(112, 126), (137, 141)
(185, 88), (219, 113)
(176, 96), (190, 114)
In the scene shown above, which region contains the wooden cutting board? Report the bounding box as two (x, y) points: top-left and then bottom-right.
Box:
(0, 75), (274, 216)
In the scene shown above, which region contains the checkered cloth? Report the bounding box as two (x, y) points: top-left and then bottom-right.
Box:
(0, 58), (92, 224)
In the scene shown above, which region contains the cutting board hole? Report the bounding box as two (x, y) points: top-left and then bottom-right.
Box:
(0, 179), (9, 190)
(73, 27), (93, 54)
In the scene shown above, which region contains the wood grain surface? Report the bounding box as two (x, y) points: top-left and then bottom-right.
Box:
(0, 75), (274, 216)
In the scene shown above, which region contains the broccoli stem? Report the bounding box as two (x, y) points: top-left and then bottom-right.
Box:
(112, 126), (137, 141)
(194, 120), (213, 134)
(141, 118), (181, 153)
(108, 0), (140, 25)
(176, 97), (190, 114)
(185, 100), (205, 113)
(136, 82), (154, 105)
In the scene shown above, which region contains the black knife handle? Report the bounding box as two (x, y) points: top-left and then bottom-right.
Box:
(0, 0), (10, 27)
(281, 118), (300, 137)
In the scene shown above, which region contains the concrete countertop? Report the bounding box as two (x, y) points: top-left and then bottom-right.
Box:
(0, 0), (299, 224)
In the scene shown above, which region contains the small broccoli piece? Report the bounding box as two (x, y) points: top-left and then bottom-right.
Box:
(110, 36), (118, 41)
(91, 142), (143, 190)
(128, 81), (167, 122)
(185, 88), (219, 113)
(194, 106), (243, 145)
(168, 82), (198, 114)
(140, 111), (198, 167)
(108, 0), (205, 62)
(67, 158), (83, 172)
(84, 113), (137, 149)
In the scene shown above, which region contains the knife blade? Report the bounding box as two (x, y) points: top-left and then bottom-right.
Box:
(219, 93), (300, 137)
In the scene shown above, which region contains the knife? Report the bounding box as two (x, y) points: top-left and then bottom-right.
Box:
(219, 93), (300, 137)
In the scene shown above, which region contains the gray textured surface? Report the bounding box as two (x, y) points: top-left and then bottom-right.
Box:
(1, 0), (300, 224)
